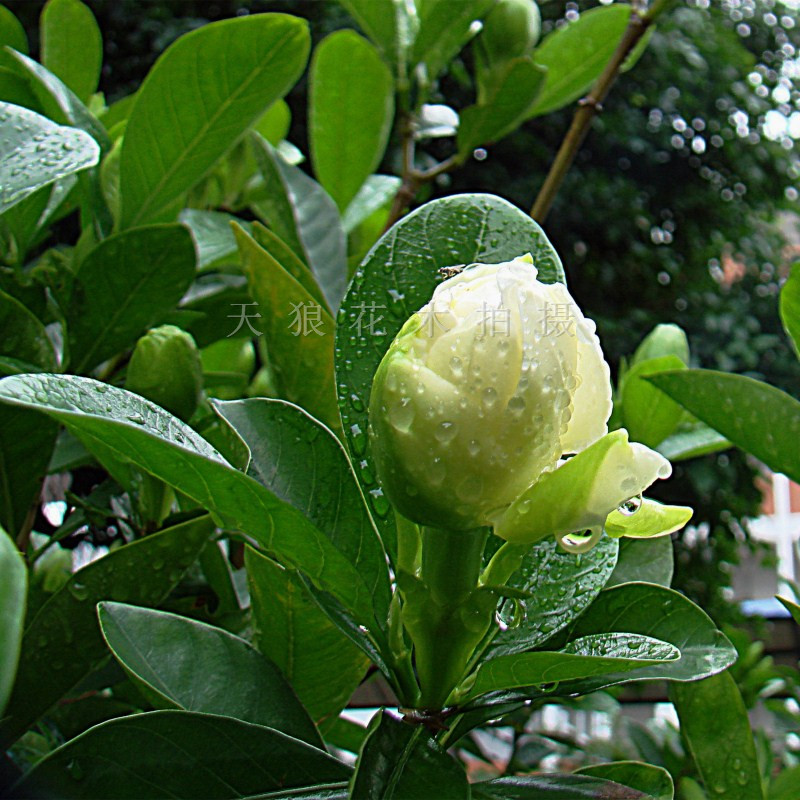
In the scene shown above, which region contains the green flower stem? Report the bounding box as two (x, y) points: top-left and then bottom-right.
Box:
(401, 526), (495, 709)
(480, 540), (530, 588)
(395, 513), (422, 577)
(387, 591), (421, 707)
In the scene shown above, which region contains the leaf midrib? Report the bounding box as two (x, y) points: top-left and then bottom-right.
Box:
(123, 24), (296, 228)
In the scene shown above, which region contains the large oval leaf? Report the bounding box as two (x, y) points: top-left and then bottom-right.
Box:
(10, 710), (351, 799)
(40, 0), (102, 102)
(529, 4), (633, 117)
(309, 30), (394, 212)
(0, 514), (213, 746)
(66, 224), (196, 374)
(335, 193), (564, 548)
(0, 100), (99, 214)
(647, 369), (800, 484)
(486, 534), (619, 659)
(463, 633), (678, 702)
(0, 374), (378, 629)
(671, 671), (765, 800)
(0, 525), (26, 716)
(0, 289), (57, 374)
(214, 397), (390, 620)
(559, 582), (736, 691)
(119, 14), (310, 228)
(246, 546), (369, 724)
(98, 601), (321, 747)
(351, 710), (469, 800)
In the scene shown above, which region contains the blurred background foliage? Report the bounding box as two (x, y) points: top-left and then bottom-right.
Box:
(6, 0), (800, 626)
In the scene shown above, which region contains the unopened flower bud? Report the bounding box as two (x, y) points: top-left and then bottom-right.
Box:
(369, 254), (676, 541)
(126, 325), (202, 422)
(478, 0), (541, 65)
(632, 323), (689, 366)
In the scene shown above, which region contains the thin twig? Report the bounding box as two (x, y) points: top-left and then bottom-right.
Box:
(530, 0), (675, 223)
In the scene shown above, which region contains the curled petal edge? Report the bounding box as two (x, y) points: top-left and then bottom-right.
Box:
(493, 429), (673, 545)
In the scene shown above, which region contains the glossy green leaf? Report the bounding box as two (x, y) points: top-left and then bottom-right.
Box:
(656, 424), (729, 462)
(0, 290), (57, 374)
(66, 224), (196, 374)
(779, 262), (800, 357)
(215, 398), (390, 620)
(671, 671), (765, 800)
(647, 369), (800, 484)
(11, 710), (351, 799)
(336, 193), (564, 550)
(607, 536), (674, 589)
(343, 174), (401, 234)
(246, 546), (369, 724)
(178, 208), (252, 271)
(529, 4), (632, 117)
(119, 14), (310, 228)
(310, 30), (394, 212)
(4, 49), (109, 151)
(777, 595), (800, 625)
(471, 774), (654, 799)
(0, 101), (99, 214)
(0, 514), (213, 746)
(351, 710), (469, 800)
(0, 175), (77, 266)
(0, 7), (27, 54)
(769, 765), (800, 800)
(251, 135), (347, 312)
(337, 0), (417, 72)
(621, 356), (687, 448)
(257, 98), (291, 145)
(464, 634), (678, 702)
(576, 762), (673, 800)
(0, 374), (378, 626)
(98, 601), (321, 746)
(487, 534), (618, 659)
(0, 406), (57, 538)
(412, 0), (493, 81)
(0, 524), (26, 716)
(605, 499), (692, 540)
(559, 582), (736, 692)
(233, 224), (340, 432)
(457, 57), (546, 154)
(40, 0), (102, 102)
(251, 222), (329, 310)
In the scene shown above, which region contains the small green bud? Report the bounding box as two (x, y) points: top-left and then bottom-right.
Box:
(632, 323), (690, 366)
(200, 338), (256, 400)
(478, 0), (541, 65)
(126, 325), (202, 421)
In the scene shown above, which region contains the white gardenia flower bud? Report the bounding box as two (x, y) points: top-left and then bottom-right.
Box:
(369, 254), (673, 536)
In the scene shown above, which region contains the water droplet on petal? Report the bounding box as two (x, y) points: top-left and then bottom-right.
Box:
(618, 494), (642, 516)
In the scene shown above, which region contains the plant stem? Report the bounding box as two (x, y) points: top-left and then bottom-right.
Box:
(530, 0), (674, 223)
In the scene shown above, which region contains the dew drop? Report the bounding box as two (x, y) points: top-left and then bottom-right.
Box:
(434, 421), (457, 444)
(69, 582), (89, 601)
(618, 495), (642, 516)
(126, 414), (146, 425)
(507, 396), (526, 417)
